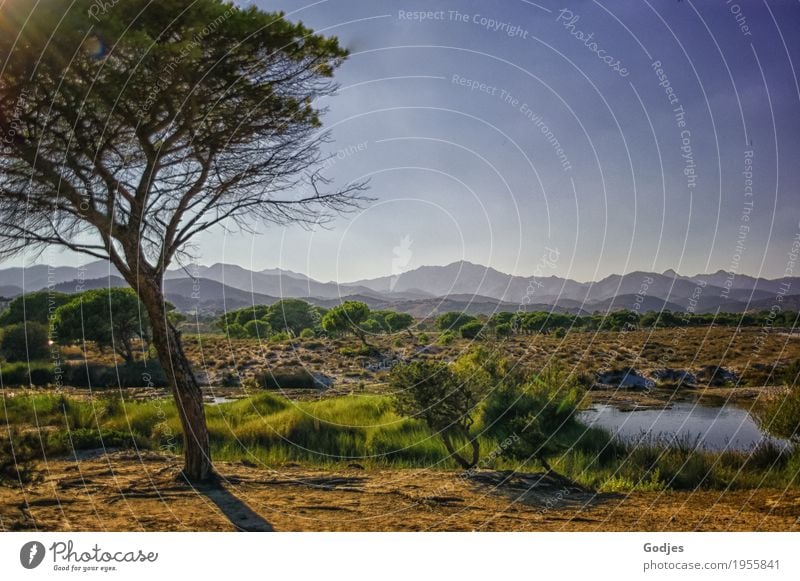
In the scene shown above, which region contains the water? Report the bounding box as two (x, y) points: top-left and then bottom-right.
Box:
(579, 402), (790, 451)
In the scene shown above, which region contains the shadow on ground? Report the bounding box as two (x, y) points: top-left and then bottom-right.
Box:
(468, 470), (606, 511)
(195, 481), (275, 532)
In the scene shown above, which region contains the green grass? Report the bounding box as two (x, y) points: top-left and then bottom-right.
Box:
(2, 391), (798, 490)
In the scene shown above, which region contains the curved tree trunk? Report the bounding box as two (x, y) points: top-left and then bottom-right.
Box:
(139, 282), (212, 482)
(442, 428), (480, 471)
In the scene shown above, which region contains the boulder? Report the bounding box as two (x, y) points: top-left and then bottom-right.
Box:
(650, 368), (697, 387)
(696, 365), (738, 386)
(595, 368), (654, 390)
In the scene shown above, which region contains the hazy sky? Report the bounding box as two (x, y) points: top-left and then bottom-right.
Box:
(24, 1), (800, 282)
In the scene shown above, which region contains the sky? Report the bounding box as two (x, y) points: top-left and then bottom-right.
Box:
(20, 1), (800, 283)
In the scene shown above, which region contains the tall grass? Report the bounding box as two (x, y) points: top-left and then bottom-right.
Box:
(2, 391), (798, 490)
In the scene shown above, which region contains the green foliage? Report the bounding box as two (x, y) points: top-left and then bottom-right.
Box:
(0, 360), (166, 388)
(0, 291), (70, 325)
(756, 386), (800, 443)
(0, 361), (55, 386)
(299, 328), (316, 339)
(483, 364), (585, 469)
(495, 323), (512, 337)
(385, 312), (413, 334)
(255, 367), (323, 389)
(219, 300), (323, 338)
(389, 355), (486, 468)
(1, 322), (49, 362)
(438, 331), (455, 345)
(321, 301), (371, 344)
(459, 321), (484, 339)
(391, 360), (477, 431)
(264, 299), (321, 336)
(243, 318), (271, 338)
(54, 288), (150, 362)
(435, 312), (477, 332)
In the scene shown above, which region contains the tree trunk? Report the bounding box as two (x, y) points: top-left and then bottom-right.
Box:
(139, 282), (213, 481)
(442, 427), (480, 470)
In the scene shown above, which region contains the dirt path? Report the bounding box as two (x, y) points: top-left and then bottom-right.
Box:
(1, 452), (798, 532)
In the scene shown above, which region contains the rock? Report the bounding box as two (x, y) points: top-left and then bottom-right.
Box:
(650, 368), (697, 387)
(595, 368), (654, 390)
(696, 365), (738, 386)
(312, 373), (334, 389)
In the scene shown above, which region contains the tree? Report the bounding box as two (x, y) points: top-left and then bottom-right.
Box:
(55, 288), (149, 363)
(0, 291), (70, 325)
(243, 318), (270, 339)
(321, 301), (372, 345)
(459, 321), (484, 339)
(0, 0), (367, 481)
(435, 311), (477, 332)
(390, 359), (481, 470)
(265, 299), (319, 336)
(483, 364), (584, 471)
(1, 322), (49, 362)
(385, 312), (414, 337)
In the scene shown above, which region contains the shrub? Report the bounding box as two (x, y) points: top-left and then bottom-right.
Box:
(0, 361), (54, 386)
(435, 312), (477, 332)
(299, 328), (316, 339)
(438, 331), (455, 345)
(62, 362), (167, 388)
(243, 319), (271, 338)
(256, 367), (324, 389)
(459, 321), (483, 339)
(390, 357), (483, 469)
(1, 322), (50, 362)
(57, 428), (142, 451)
(483, 364), (584, 470)
(495, 323), (512, 338)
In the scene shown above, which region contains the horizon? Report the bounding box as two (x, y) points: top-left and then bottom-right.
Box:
(2, 257), (796, 287)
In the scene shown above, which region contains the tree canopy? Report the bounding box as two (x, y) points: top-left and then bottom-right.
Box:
(54, 288), (150, 363)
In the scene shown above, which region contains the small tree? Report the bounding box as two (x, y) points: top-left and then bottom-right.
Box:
(483, 365), (585, 471)
(55, 288), (150, 363)
(460, 321), (484, 339)
(435, 311), (477, 332)
(243, 319), (271, 339)
(1, 322), (49, 362)
(265, 299), (319, 336)
(385, 312), (414, 337)
(321, 300), (371, 345)
(390, 359), (481, 469)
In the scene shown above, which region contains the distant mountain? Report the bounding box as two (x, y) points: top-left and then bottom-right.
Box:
(2, 260), (799, 317)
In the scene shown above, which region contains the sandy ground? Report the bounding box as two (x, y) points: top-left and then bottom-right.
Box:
(1, 452), (799, 532)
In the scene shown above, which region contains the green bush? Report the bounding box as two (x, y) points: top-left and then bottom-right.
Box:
(459, 321), (483, 339)
(1, 322), (50, 362)
(483, 364), (584, 470)
(256, 367), (323, 389)
(438, 331), (455, 345)
(57, 428), (143, 451)
(435, 312), (477, 332)
(0, 361), (54, 386)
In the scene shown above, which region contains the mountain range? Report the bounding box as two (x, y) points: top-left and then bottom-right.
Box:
(0, 260), (797, 318)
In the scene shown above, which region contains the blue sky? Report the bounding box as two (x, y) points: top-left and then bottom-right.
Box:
(30, 1), (800, 283)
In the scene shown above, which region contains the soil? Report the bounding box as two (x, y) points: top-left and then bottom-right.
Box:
(2, 451), (798, 532)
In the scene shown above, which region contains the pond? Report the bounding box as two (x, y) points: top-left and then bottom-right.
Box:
(579, 402), (790, 451)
